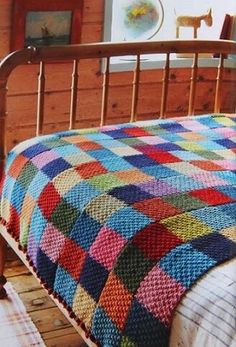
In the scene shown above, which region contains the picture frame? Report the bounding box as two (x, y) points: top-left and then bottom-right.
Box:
(11, 0), (84, 51)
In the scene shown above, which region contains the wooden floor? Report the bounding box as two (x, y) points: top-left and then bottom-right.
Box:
(4, 247), (88, 347)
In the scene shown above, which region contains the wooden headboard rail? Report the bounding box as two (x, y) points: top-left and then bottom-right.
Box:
(0, 39), (236, 179)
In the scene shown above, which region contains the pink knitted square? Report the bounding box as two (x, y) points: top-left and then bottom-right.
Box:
(136, 265), (185, 325)
(89, 226), (126, 270)
(40, 223), (66, 263)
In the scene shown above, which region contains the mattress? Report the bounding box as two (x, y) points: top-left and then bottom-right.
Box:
(1, 113), (236, 347)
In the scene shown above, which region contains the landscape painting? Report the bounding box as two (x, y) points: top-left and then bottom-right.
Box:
(25, 11), (72, 47)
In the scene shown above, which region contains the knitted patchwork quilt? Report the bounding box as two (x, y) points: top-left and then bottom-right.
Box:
(1, 114), (236, 347)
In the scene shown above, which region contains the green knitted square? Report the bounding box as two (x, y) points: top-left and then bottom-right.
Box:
(114, 243), (154, 294)
(194, 150), (223, 160)
(88, 173), (123, 191)
(50, 199), (79, 235)
(120, 336), (136, 347)
(17, 162), (38, 189)
(163, 193), (207, 211)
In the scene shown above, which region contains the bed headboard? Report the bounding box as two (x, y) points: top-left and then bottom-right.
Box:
(0, 39), (236, 179)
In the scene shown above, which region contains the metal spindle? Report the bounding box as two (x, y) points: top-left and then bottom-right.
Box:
(36, 61), (45, 136)
(160, 53), (170, 118)
(69, 60), (79, 130)
(130, 54), (141, 122)
(214, 54), (224, 113)
(188, 53), (198, 115)
(100, 57), (110, 126)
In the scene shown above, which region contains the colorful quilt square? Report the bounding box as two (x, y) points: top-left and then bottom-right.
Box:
(106, 206), (152, 239)
(99, 272), (133, 330)
(38, 183), (62, 219)
(137, 179), (178, 197)
(124, 154), (158, 168)
(79, 256), (109, 302)
(58, 238), (86, 280)
(190, 160), (224, 171)
(163, 193), (207, 212)
(110, 185), (154, 204)
(36, 249), (58, 289)
(85, 194), (126, 225)
(99, 157), (133, 172)
(113, 169), (152, 184)
(52, 169), (83, 196)
(78, 141), (103, 151)
(91, 307), (121, 346)
(136, 265), (185, 324)
(124, 299), (169, 347)
(191, 233), (236, 262)
(161, 212), (212, 241)
(114, 243), (154, 294)
(133, 197), (181, 220)
(190, 188), (233, 205)
(22, 142), (48, 159)
(64, 181), (101, 211)
(50, 198), (79, 235)
(41, 158), (72, 179)
(88, 173), (124, 191)
(140, 165), (177, 179)
(191, 206), (235, 231)
(159, 244), (216, 288)
(8, 154), (29, 178)
(72, 284), (97, 328)
(147, 151), (182, 164)
(40, 223), (66, 263)
(17, 162), (38, 189)
(89, 226), (126, 270)
(70, 212), (102, 251)
(76, 161), (107, 179)
(54, 265), (78, 307)
(133, 223), (183, 260)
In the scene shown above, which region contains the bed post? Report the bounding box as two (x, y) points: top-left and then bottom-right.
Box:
(0, 71), (8, 298)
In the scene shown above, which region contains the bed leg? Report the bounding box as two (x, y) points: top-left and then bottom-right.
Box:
(0, 235), (7, 299)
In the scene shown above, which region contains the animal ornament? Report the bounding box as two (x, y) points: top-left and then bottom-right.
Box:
(175, 8), (213, 39)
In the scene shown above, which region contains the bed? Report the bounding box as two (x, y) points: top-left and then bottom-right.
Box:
(0, 40), (235, 347)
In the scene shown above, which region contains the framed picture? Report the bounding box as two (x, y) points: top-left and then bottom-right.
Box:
(11, 0), (84, 51)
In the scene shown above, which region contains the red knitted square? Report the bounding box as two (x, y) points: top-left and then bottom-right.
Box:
(8, 155), (29, 178)
(190, 188), (232, 205)
(58, 238), (86, 280)
(38, 183), (61, 219)
(147, 151), (181, 163)
(76, 161), (107, 179)
(123, 127), (151, 137)
(190, 160), (223, 171)
(133, 223), (183, 261)
(99, 272), (133, 330)
(78, 141), (103, 151)
(134, 197), (181, 220)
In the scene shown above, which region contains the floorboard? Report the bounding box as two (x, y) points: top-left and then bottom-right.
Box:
(5, 248), (88, 347)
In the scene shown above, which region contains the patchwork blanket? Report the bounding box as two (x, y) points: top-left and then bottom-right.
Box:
(1, 114), (236, 347)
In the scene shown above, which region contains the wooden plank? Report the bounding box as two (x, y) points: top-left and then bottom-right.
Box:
(8, 273), (42, 293)
(28, 307), (72, 333)
(44, 332), (87, 347)
(19, 288), (56, 312)
(42, 327), (87, 346)
(4, 264), (29, 277)
(42, 327), (79, 340)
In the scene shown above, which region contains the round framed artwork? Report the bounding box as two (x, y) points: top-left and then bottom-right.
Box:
(121, 0), (164, 41)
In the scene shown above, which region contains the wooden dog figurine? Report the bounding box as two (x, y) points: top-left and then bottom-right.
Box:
(176, 8), (213, 39)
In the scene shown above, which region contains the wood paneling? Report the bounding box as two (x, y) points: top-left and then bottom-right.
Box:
(0, 0), (235, 151)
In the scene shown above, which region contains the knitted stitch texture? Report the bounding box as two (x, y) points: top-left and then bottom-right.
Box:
(1, 114), (236, 347)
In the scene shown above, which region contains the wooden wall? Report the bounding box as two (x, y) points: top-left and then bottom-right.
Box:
(0, 0), (235, 150)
